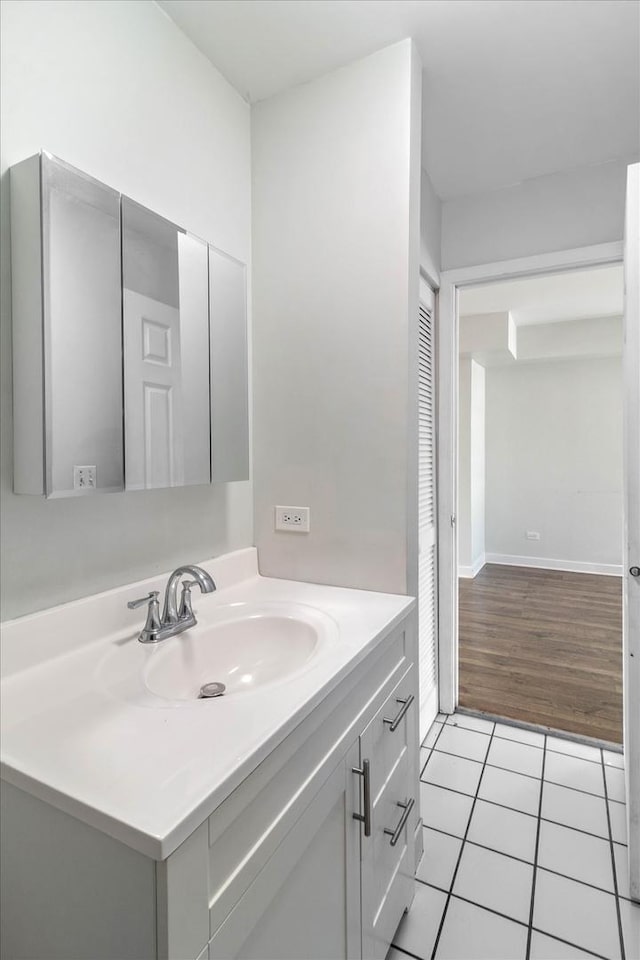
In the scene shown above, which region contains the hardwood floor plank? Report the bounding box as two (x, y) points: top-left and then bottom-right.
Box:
(458, 564), (623, 742)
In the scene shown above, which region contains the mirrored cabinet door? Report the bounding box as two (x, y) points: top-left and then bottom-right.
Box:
(44, 156), (124, 497)
(121, 198), (211, 490)
(209, 247), (249, 483)
(11, 152), (123, 497)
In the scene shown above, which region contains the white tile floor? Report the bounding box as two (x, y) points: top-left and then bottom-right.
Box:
(392, 711), (640, 960)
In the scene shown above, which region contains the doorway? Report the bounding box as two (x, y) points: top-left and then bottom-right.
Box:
(455, 264), (624, 742)
(433, 176), (640, 899)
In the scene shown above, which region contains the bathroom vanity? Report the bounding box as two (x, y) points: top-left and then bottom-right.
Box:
(0, 549), (420, 960)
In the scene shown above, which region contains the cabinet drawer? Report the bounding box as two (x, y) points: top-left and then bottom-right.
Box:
(366, 665), (416, 803)
(362, 750), (416, 960)
(372, 750), (412, 897)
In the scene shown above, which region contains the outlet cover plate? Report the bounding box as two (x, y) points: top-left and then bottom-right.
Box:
(73, 465), (97, 490)
(275, 506), (310, 533)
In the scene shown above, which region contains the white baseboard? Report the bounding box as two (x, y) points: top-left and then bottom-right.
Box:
(484, 553), (623, 577)
(458, 554), (486, 579)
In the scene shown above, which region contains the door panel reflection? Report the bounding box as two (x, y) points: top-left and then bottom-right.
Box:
(122, 199), (210, 490)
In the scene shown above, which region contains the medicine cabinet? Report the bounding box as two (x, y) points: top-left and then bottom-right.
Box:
(10, 152), (248, 497)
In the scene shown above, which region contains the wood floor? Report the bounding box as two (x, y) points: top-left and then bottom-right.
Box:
(458, 564), (623, 743)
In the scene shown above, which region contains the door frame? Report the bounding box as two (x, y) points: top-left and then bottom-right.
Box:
(436, 240), (624, 713)
(623, 162), (640, 900)
(417, 276), (439, 738)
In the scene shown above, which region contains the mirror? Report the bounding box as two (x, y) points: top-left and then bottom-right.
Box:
(209, 246), (249, 482)
(121, 198), (211, 490)
(43, 154), (123, 497)
(11, 152), (248, 497)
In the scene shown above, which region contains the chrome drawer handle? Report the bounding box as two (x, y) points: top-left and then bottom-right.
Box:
(352, 759), (372, 837)
(384, 797), (415, 847)
(383, 694), (415, 732)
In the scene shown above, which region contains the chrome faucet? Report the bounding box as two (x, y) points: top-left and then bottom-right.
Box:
(127, 564), (216, 643)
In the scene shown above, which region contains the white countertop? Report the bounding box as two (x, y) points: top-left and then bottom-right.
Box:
(0, 549), (414, 859)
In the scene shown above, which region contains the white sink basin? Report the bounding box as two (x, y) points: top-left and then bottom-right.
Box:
(142, 601), (337, 701)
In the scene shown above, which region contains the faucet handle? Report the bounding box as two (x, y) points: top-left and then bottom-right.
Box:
(178, 581), (197, 620)
(128, 592), (163, 644)
(127, 590), (160, 610)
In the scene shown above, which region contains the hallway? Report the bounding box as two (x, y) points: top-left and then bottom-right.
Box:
(458, 564), (623, 742)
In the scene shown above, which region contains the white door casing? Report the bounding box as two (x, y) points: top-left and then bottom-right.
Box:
(623, 162), (640, 902)
(437, 241), (624, 716)
(438, 230), (639, 899)
(418, 279), (438, 738)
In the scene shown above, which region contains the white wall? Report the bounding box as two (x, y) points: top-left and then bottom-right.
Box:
(485, 357), (623, 569)
(517, 316), (623, 362)
(441, 158), (634, 270)
(420, 167), (441, 284)
(252, 40), (422, 595)
(458, 358), (485, 575)
(0, 0), (252, 619)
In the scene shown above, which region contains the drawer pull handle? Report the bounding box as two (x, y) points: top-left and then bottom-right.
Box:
(384, 797), (415, 847)
(352, 759), (372, 837)
(383, 694), (415, 732)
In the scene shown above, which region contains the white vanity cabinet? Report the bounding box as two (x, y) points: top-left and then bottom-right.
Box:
(206, 739), (362, 960)
(1, 609), (419, 960)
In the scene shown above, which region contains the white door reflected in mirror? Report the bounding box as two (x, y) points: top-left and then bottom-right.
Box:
(122, 198), (210, 490)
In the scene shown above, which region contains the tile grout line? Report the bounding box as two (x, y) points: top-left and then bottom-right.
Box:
(428, 721), (497, 960)
(446, 712), (624, 765)
(421, 776), (617, 843)
(420, 776), (535, 812)
(412, 877), (613, 960)
(417, 879), (529, 928)
(452, 722), (602, 759)
(529, 926), (612, 960)
(394, 717), (451, 960)
(421, 832), (621, 895)
(525, 731), (547, 960)
(416, 715), (628, 960)
(419, 725), (443, 778)
(431, 745), (610, 797)
(521, 863), (617, 898)
(421, 717), (448, 763)
(454, 706), (623, 756)
(433, 748), (541, 779)
(600, 746), (626, 960)
(420, 720), (464, 779)
(390, 943), (424, 960)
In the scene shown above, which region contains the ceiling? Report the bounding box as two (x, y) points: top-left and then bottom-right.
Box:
(459, 264), (624, 326)
(157, 0), (640, 199)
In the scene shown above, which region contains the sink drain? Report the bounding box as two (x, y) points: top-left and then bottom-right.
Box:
(199, 682), (226, 699)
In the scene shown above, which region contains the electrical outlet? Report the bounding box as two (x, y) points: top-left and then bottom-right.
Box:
(275, 506), (310, 533)
(74, 465), (97, 490)
(526, 530), (541, 541)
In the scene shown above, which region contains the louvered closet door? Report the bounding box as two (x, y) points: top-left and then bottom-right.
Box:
(418, 284), (438, 741)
